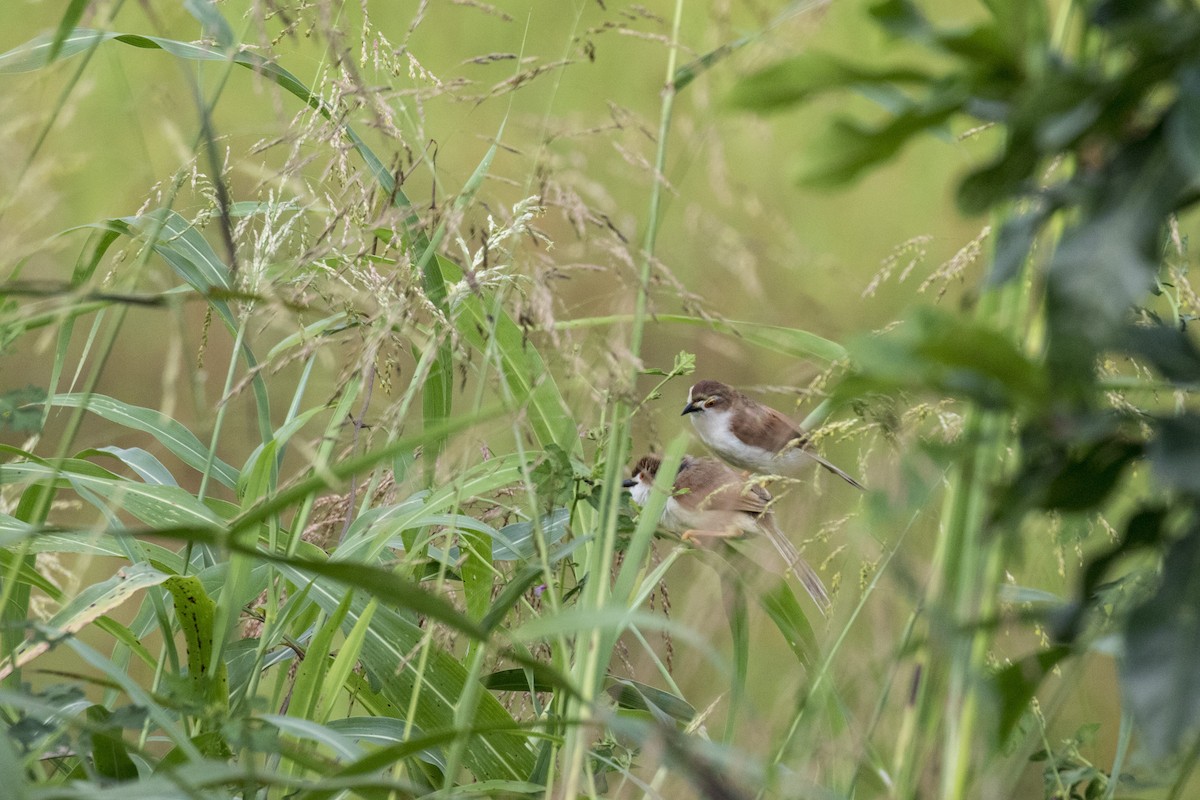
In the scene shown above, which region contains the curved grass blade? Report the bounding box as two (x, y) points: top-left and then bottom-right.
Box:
(83, 446), (178, 486)
(47, 392), (239, 490)
(555, 313), (848, 362)
(276, 569), (536, 781)
(0, 562), (170, 679)
(0, 460), (225, 528)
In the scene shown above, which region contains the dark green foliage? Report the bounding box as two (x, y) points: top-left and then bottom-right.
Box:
(733, 0), (1200, 766)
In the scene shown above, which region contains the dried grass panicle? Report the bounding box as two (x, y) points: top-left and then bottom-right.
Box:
(862, 235), (932, 298)
(919, 225), (990, 298)
(241, 473), (396, 640)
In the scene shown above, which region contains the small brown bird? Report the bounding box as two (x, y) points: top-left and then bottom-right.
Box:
(682, 379), (864, 490)
(623, 454), (830, 611)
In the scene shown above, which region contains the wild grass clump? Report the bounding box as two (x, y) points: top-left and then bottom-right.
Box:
(6, 2), (1200, 799)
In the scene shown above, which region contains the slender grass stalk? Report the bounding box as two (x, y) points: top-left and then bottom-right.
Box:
(558, 0), (688, 794)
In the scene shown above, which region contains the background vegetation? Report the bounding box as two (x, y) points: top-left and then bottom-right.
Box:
(3, 0), (1200, 797)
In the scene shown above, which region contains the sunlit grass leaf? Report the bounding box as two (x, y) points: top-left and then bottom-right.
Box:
(290, 591), (354, 725)
(266, 312), (352, 360)
(47, 0), (89, 62)
(300, 724), (538, 800)
(18, 530), (184, 573)
(261, 714), (363, 761)
(326, 717), (442, 765)
(47, 392), (239, 489)
(481, 565), (545, 633)
(0, 512), (33, 545)
(443, 256), (577, 452)
(757, 576), (820, 669)
(724, 581), (749, 741)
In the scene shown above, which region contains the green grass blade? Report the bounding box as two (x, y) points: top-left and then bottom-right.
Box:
(557, 313), (848, 361)
(0, 562), (170, 679)
(45, 393), (239, 488)
(276, 572), (536, 781)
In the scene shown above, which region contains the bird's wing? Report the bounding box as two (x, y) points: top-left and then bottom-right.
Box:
(677, 460), (771, 516)
(730, 401), (809, 454)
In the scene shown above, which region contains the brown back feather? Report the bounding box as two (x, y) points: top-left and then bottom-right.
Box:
(729, 396), (811, 453)
(674, 457), (771, 517)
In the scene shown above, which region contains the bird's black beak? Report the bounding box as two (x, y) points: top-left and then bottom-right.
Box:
(621, 478), (637, 488)
(681, 400), (700, 416)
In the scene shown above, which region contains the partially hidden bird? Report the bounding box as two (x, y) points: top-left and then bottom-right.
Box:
(682, 379), (864, 490)
(623, 454), (831, 611)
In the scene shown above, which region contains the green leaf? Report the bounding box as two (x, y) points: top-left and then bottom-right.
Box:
(729, 50), (931, 113)
(1167, 64), (1200, 181)
(290, 591), (354, 722)
(606, 678), (696, 725)
(1122, 523), (1200, 757)
(868, 0), (929, 39)
(1149, 415), (1200, 494)
(163, 575), (229, 713)
(482, 665), (578, 696)
(757, 576), (820, 669)
(493, 509), (571, 561)
(0, 460), (225, 529)
(988, 204), (1053, 285)
(988, 646), (1071, 742)
(47, 0), (90, 63)
(1120, 324), (1200, 386)
(1053, 505), (1166, 643)
(799, 92), (964, 187)
(84, 446), (179, 487)
(723, 581), (749, 741)
(85, 705), (139, 782)
(840, 307), (1046, 408)
(444, 256), (577, 452)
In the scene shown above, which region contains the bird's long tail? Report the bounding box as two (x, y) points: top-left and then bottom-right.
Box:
(811, 451), (866, 491)
(763, 519), (830, 613)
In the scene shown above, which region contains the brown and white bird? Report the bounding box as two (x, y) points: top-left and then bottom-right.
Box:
(682, 379), (864, 490)
(622, 454), (830, 611)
